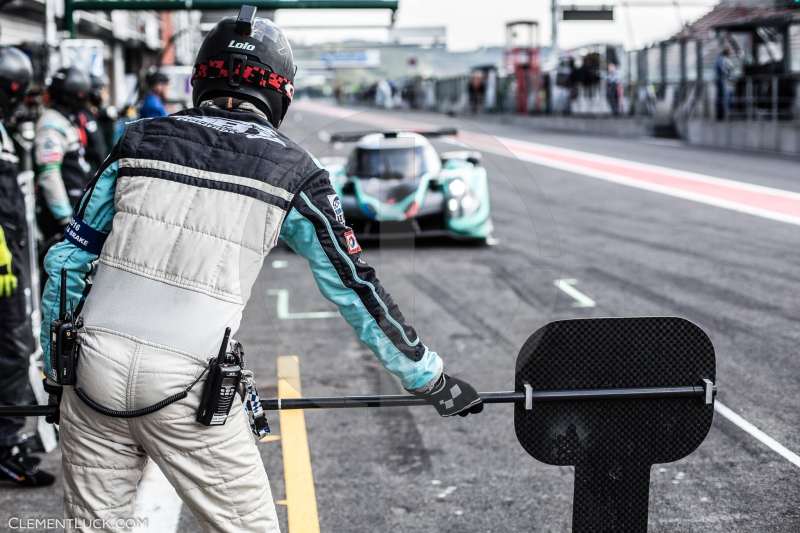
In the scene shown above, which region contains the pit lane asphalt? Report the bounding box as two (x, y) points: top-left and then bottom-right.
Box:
(1, 104), (798, 532)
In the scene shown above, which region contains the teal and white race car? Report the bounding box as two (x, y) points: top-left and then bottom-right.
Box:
(321, 128), (493, 243)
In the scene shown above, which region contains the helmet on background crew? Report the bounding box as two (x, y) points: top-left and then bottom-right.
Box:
(191, 6), (296, 128)
(0, 46), (33, 119)
(47, 66), (91, 111)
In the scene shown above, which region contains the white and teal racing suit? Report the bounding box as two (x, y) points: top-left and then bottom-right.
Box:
(40, 102), (442, 531)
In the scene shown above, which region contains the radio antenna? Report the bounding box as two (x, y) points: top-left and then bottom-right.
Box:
(217, 327), (232, 361)
(59, 270), (67, 318)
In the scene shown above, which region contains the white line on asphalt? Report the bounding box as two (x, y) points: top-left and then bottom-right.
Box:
(268, 289), (338, 320)
(553, 279), (596, 308)
(488, 138), (800, 227)
(272, 260), (288, 269)
(714, 401), (800, 469)
(436, 486), (458, 500)
(134, 460), (182, 533)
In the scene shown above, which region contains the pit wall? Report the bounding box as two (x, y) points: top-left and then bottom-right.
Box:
(683, 119), (800, 157)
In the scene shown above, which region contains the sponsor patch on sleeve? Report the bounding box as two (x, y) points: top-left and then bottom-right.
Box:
(327, 193), (345, 225)
(343, 229), (362, 255)
(38, 138), (64, 164)
(39, 152), (63, 164)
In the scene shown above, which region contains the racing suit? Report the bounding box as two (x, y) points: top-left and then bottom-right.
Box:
(40, 102), (443, 532)
(0, 121), (35, 446)
(34, 107), (92, 247)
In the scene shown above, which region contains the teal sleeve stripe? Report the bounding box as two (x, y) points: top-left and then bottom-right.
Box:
(40, 161), (119, 379)
(298, 191), (419, 348)
(279, 207), (442, 390)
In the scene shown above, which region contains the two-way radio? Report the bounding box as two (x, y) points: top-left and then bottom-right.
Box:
(196, 327), (243, 426)
(50, 270), (79, 385)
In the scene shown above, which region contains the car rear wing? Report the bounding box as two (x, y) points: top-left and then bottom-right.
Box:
(327, 128), (458, 143)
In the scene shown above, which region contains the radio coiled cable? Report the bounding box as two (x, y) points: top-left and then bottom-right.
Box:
(74, 365), (210, 419)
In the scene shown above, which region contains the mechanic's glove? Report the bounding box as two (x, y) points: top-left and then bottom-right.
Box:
(0, 226), (18, 298)
(43, 379), (62, 425)
(412, 373), (484, 417)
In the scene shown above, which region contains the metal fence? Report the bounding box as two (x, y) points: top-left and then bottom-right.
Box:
(710, 74), (796, 121)
(627, 37), (799, 123)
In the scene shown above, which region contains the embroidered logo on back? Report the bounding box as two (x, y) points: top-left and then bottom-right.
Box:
(175, 115), (286, 146)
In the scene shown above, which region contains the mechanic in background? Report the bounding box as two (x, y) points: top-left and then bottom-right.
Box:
(76, 74), (111, 173)
(41, 7), (482, 529)
(715, 47), (735, 121)
(90, 74), (118, 151)
(138, 71), (169, 118)
(606, 63), (621, 116)
(0, 46), (54, 487)
(468, 70), (485, 114)
(34, 67), (93, 253)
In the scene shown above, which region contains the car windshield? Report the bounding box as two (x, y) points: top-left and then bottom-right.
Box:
(347, 146), (428, 179)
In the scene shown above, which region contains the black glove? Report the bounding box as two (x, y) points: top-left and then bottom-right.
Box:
(413, 373), (483, 417)
(42, 379), (62, 425)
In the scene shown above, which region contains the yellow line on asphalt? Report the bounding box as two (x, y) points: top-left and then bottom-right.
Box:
(277, 355), (321, 533)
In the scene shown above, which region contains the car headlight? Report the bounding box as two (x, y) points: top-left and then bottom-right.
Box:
(446, 192), (480, 218)
(460, 194), (480, 216)
(447, 178), (467, 197)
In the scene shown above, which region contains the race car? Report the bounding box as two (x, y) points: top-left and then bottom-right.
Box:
(320, 128), (493, 243)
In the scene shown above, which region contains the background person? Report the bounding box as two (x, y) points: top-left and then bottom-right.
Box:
(606, 62), (621, 116)
(34, 67), (92, 252)
(468, 70), (485, 114)
(77, 74), (111, 173)
(138, 71), (169, 118)
(0, 46), (54, 487)
(715, 47), (735, 121)
(88, 75), (118, 151)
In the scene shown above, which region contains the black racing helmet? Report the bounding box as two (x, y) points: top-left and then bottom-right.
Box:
(0, 46), (33, 117)
(48, 66), (91, 109)
(192, 5), (295, 128)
